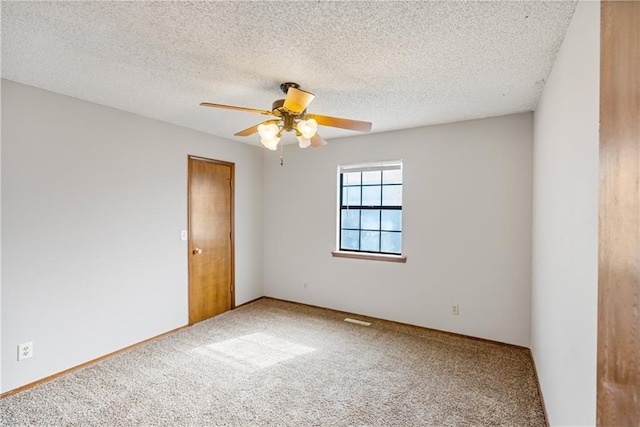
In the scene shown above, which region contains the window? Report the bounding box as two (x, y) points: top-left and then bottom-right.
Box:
(338, 161), (402, 255)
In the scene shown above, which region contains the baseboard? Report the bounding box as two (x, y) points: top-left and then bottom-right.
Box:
(234, 295), (265, 309)
(263, 296), (528, 350)
(529, 349), (550, 427)
(0, 324), (189, 399)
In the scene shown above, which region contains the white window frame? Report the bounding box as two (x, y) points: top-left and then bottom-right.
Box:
(332, 160), (407, 263)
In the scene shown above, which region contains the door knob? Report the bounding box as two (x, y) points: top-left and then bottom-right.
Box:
(192, 248), (202, 255)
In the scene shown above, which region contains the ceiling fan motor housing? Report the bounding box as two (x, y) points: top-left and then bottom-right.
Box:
(272, 99), (285, 111)
(271, 99), (305, 133)
(280, 82), (301, 94)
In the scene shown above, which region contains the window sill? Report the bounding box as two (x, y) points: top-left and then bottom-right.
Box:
(331, 251), (407, 263)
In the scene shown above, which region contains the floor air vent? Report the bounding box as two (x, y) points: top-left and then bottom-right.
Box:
(344, 318), (371, 326)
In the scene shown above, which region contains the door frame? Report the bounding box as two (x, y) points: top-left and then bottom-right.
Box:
(597, 1), (640, 424)
(187, 155), (235, 325)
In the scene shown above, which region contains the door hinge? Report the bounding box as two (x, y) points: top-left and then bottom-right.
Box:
(229, 231), (232, 240)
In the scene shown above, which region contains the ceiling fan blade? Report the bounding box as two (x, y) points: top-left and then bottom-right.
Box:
(310, 133), (328, 148)
(283, 87), (315, 114)
(200, 102), (272, 115)
(234, 120), (278, 137)
(306, 114), (372, 132)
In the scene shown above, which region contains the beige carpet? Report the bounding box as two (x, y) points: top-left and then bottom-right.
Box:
(1, 298), (546, 426)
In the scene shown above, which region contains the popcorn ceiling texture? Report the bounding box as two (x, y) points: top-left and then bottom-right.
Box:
(1, 1), (576, 144)
(1, 298), (545, 426)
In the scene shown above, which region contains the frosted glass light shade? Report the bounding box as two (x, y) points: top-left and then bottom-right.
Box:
(296, 119), (318, 139)
(258, 122), (281, 150)
(297, 136), (311, 148)
(261, 137), (279, 151)
(258, 122), (280, 139)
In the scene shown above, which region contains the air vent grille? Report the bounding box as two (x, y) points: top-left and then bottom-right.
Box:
(344, 318), (371, 326)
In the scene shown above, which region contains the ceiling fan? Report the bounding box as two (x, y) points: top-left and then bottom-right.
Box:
(200, 82), (372, 150)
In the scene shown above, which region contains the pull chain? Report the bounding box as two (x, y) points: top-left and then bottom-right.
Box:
(280, 140), (284, 166)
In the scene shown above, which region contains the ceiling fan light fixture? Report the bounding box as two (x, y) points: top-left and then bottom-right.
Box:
(296, 118), (318, 139)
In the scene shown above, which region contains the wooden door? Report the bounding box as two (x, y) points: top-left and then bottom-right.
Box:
(597, 1), (640, 425)
(188, 156), (234, 324)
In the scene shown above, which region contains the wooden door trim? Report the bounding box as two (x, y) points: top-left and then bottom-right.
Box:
(597, 1), (640, 424)
(187, 155), (235, 326)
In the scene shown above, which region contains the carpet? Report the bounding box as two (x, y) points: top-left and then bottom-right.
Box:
(1, 298), (546, 426)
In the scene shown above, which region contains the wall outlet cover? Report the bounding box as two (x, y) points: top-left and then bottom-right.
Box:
(18, 342), (33, 361)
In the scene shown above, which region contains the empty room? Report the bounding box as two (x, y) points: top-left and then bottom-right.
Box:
(1, 1), (638, 426)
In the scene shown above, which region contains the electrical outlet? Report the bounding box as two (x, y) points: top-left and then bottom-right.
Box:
(18, 342), (33, 361)
(303, 282), (308, 290)
(452, 305), (459, 316)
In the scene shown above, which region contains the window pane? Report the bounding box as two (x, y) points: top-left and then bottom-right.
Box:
(382, 185), (402, 206)
(362, 170), (381, 185)
(344, 172), (361, 185)
(381, 232), (402, 254)
(339, 163), (403, 254)
(361, 231), (380, 252)
(383, 169), (402, 184)
(362, 185), (381, 206)
(381, 210), (402, 231)
(342, 186), (361, 206)
(341, 209), (360, 229)
(341, 230), (359, 250)
(361, 210), (380, 230)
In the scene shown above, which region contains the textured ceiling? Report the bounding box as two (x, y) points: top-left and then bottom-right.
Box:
(1, 1), (576, 146)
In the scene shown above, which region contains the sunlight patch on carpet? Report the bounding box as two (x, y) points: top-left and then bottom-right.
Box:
(194, 332), (316, 372)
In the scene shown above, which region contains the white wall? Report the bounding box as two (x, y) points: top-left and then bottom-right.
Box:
(263, 113), (533, 346)
(531, 1), (600, 425)
(1, 80), (263, 393)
